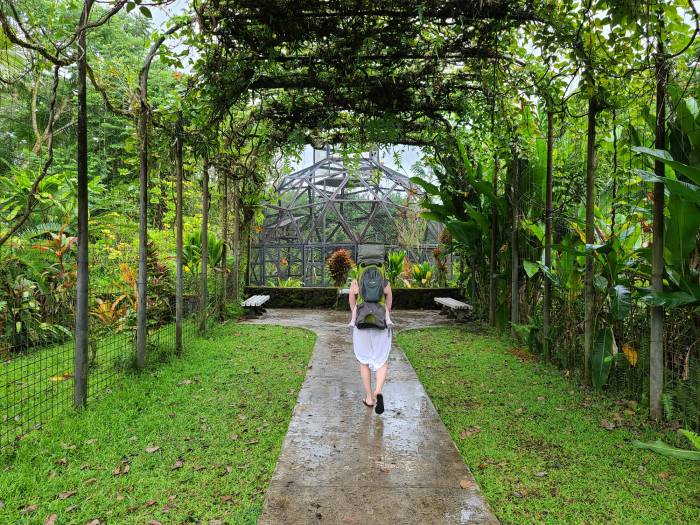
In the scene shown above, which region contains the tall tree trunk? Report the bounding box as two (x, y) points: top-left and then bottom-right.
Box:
(233, 179), (241, 303)
(650, 31), (667, 420)
(220, 172), (228, 319)
(583, 96), (598, 387)
(74, 0), (94, 407)
(199, 163), (210, 334)
(489, 155), (499, 326)
(543, 110), (554, 362)
(175, 112), (184, 355)
(510, 147), (519, 337)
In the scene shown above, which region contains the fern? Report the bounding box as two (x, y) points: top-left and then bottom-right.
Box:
(679, 429), (700, 450)
(662, 392), (674, 421)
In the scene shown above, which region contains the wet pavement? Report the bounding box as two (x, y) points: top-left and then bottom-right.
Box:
(247, 309), (498, 525)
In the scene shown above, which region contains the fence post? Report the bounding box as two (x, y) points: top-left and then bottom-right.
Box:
(74, 0), (94, 407)
(233, 178), (241, 303)
(510, 146), (519, 337)
(583, 95), (598, 387)
(221, 171), (228, 318)
(175, 112), (184, 355)
(543, 110), (554, 362)
(650, 30), (667, 420)
(200, 162), (210, 334)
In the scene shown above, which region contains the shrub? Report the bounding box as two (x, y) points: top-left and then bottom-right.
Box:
(326, 249), (354, 287)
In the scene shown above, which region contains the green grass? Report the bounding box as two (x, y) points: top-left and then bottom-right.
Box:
(0, 323), (315, 524)
(398, 326), (700, 525)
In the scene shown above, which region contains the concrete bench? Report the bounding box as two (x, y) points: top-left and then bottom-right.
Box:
(434, 297), (474, 322)
(241, 294), (270, 316)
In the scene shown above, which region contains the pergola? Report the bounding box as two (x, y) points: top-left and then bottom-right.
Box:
(250, 152), (442, 285)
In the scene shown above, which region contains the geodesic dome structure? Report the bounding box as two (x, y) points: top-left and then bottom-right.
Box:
(249, 154), (443, 286)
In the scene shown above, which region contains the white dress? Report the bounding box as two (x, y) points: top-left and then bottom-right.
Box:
(353, 326), (392, 371)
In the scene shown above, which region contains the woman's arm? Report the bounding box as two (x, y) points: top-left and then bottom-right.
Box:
(349, 279), (358, 311)
(384, 283), (393, 311)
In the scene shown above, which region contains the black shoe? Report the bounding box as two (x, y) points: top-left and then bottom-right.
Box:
(362, 398), (374, 408)
(375, 393), (384, 415)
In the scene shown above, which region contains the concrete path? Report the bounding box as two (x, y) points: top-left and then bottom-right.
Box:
(249, 309), (498, 525)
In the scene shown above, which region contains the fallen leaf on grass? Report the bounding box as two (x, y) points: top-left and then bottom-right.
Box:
(21, 504), (38, 515)
(209, 520), (223, 525)
(534, 471), (548, 478)
(145, 446), (161, 453)
(58, 490), (76, 500)
(171, 460), (184, 470)
(145, 499), (157, 507)
(220, 495), (234, 503)
(115, 494), (125, 501)
(86, 520), (100, 525)
(148, 520), (163, 525)
(459, 426), (481, 439)
(84, 478), (97, 485)
(600, 419), (615, 431)
(245, 439), (259, 446)
(658, 471), (671, 481)
(178, 379), (194, 386)
(459, 479), (476, 490)
(231, 433), (239, 441)
(44, 514), (57, 525)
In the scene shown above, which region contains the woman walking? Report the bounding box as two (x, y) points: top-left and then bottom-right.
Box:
(348, 245), (394, 414)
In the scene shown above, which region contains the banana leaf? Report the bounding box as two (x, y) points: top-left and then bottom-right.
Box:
(591, 327), (615, 390)
(632, 440), (700, 461)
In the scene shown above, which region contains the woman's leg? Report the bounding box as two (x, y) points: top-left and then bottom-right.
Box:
(360, 363), (373, 404)
(374, 362), (388, 397)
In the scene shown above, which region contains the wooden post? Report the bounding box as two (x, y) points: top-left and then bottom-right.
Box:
(583, 96), (598, 387)
(199, 163), (210, 334)
(74, 0), (94, 407)
(510, 146), (519, 337)
(650, 29), (666, 420)
(175, 112), (184, 355)
(543, 110), (554, 361)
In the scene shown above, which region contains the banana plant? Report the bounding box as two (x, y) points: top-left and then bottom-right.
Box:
(634, 147), (700, 311)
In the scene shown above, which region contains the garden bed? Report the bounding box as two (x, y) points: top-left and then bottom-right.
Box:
(244, 286), (465, 310)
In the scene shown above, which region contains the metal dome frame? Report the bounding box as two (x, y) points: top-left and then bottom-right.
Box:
(249, 153), (443, 286)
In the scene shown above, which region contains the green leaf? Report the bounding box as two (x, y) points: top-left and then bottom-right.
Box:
(523, 261), (540, 278)
(640, 290), (698, 309)
(632, 147), (700, 186)
(609, 284), (631, 321)
(637, 170), (700, 205)
(666, 194), (700, 270)
(409, 176), (440, 196)
(139, 6), (152, 18)
(632, 440), (700, 461)
(591, 327), (615, 390)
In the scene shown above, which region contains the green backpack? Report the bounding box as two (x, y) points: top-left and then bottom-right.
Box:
(355, 263), (387, 329)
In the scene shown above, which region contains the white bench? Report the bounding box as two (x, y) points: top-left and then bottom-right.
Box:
(434, 297), (474, 322)
(241, 295), (270, 316)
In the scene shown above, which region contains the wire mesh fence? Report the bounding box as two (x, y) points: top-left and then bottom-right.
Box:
(0, 240), (223, 449)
